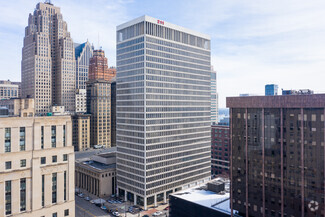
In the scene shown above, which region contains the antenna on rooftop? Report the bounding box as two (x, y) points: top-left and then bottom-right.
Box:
(98, 32), (100, 50)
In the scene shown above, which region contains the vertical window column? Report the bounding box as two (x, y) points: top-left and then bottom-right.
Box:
(51, 126), (56, 148)
(20, 178), (26, 211)
(41, 126), (44, 149)
(5, 180), (11, 215)
(52, 173), (57, 204)
(20, 127), (26, 151)
(5, 128), (11, 152)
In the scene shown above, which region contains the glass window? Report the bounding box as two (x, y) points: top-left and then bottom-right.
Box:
(41, 126), (44, 149)
(5, 161), (11, 170)
(64, 209), (69, 216)
(41, 157), (46, 165)
(5, 128), (11, 152)
(52, 173), (57, 203)
(20, 127), (26, 151)
(63, 154), (68, 161)
(20, 159), (26, 167)
(20, 178), (26, 211)
(51, 126), (56, 148)
(52, 156), (57, 163)
(5, 180), (11, 215)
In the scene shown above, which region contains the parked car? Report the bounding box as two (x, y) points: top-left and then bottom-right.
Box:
(90, 200), (95, 204)
(100, 205), (107, 210)
(78, 193), (84, 198)
(112, 211), (120, 216)
(153, 211), (163, 216)
(84, 196), (91, 201)
(164, 206), (169, 210)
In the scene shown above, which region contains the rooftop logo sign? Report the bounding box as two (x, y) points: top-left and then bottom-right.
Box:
(157, 20), (164, 25)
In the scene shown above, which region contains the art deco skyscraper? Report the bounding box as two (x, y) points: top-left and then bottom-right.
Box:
(75, 41), (93, 90)
(89, 50), (116, 82)
(86, 49), (112, 148)
(21, 2), (76, 114)
(116, 16), (211, 210)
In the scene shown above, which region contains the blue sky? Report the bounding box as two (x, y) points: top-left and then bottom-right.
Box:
(1, 0), (325, 107)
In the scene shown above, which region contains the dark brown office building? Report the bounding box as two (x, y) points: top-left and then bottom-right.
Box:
(211, 125), (230, 177)
(227, 94), (325, 217)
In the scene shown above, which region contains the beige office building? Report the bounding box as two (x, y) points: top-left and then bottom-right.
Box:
(86, 80), (111, 148)
(21, 2), (76, 114)
(0, 80), (20, 100)
(72, 114), (90, 151)
(0, 98), (35, 117)
(75, 150), (117, 198)
(0, 107), (75, 216)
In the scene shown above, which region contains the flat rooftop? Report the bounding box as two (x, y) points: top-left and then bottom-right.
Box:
(80, 160), (116, 171)
(75, 147), (117, 160)
(227, 94), (325, 108)
(172, 179), (240, 216)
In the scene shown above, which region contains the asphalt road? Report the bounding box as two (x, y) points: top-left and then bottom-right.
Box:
(76, 196), (110, 217)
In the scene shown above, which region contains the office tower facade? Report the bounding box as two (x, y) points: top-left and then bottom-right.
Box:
(111, 77), (117, 147)
(72, 113), (90, 151)
(265, 84), (278, 96)
(0, 110), (75, 217)
(21, 2), (76, 114)
(211, 67), (218, 124)
(211, 125), (230, 177)
(75, 41), (93, 90)
(75, 89), (87, 113)
(0, 80), (20, 100)
(86, 80), (111, 148)
(227, 94), (325, 217)
(0, 98), (35, 117)
(88, 50), (116, 82)
(116, 16), (211, 209)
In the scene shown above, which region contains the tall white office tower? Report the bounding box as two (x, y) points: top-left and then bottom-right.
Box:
(116, 16), (211, 210)
(211, 66), (218, 124)
(21, 2), (76, 114)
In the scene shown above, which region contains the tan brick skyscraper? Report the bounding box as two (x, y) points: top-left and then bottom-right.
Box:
(21, 2), (76, 114)
(89, 50), (116, 82)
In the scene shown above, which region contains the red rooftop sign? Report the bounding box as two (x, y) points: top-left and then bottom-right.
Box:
(157, 20), (164, 25)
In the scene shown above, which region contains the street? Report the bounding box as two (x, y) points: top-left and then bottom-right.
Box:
(75, 195), (169, 217)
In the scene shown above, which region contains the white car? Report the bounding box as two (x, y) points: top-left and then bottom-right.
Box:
(78, 193), (84, 198)
(112, 212), (120, 216)
(153, 211), (163, 216)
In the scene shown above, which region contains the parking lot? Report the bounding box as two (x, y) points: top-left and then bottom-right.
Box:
(75, 193), (169, 217)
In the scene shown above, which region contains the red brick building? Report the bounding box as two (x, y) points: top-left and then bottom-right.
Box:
(89, 49), (116, 82)
(211, 125), (230, 177)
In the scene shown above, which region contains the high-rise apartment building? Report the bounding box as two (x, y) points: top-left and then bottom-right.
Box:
(21, 2), (76, 114)
(88, 49), (116, 82)
(86, 80), (111, 148)
(0, 80), (20, 100)
(211, 67), (218, 124)
(75, 41), (93, 90)
(116, 15), (211, 209)
(227, 94), (325, 217)
(0, 103), (75, 217)
(265, 84), (278, 96)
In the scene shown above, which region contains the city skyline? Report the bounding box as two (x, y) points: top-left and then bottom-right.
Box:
(1, 0), (325, 108)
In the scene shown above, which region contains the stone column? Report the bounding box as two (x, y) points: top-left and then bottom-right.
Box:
(163, 192), (167, 204)
(0, 181), (4, 216)
(26, 178), (32, 212)
(57, 172), (64, 203)
(44, 174), (52, 207)
(124, 191), (127, 201)
(144, 197), (147, 211)
(154, 194), (157, 207)
(134, 194), (137, 205)
(12, 179), (20, 214)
